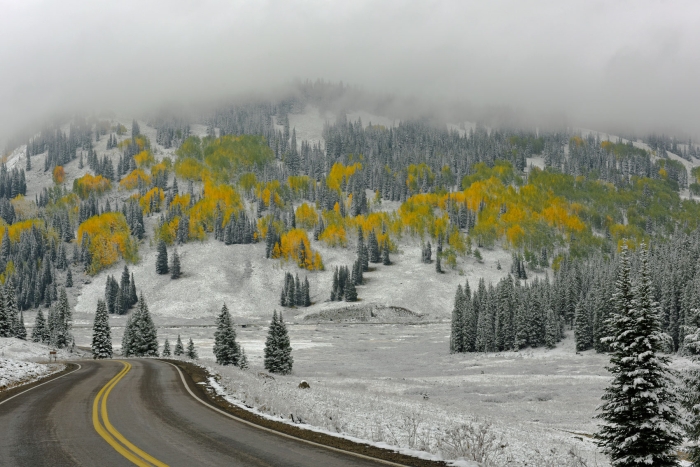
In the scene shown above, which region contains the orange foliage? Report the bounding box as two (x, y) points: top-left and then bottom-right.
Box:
(272, 228), (323, 270)
(73, 174), (111, 199)
(53, 166), (65, 184)
(119, 169), (151, 190)
(77, 212), (138, 274)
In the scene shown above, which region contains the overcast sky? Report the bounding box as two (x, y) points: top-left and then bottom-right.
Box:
(1, 0), (699, 144)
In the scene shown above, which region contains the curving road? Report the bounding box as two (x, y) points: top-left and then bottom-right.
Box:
(0, 359), (393, 467)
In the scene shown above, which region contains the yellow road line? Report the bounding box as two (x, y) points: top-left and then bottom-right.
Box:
(93, 361), (169, 467)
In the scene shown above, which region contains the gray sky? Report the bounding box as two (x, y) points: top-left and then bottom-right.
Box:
(1, 0), (699, 144)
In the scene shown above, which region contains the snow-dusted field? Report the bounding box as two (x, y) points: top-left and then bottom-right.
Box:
(0, 338), (71, 391)
(158, 327), (609, 466)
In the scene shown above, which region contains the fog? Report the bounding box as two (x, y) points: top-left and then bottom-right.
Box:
(1, 0), (699, 145)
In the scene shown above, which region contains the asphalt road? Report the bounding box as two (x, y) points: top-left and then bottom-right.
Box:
(0, 359), (391, 467)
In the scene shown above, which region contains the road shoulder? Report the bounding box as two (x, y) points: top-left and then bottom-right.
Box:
(161, 359), (448, 467)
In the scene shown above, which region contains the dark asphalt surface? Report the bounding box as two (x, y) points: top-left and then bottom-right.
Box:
(0, 359), (390, 466)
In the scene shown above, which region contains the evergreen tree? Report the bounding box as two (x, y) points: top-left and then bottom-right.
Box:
(14, 311), (27, 340)
(303, 276), (311, 307)
(574, 301), (593, 351)
(130, 273), (138, 307)
(186, 338), (198, 359)
(382, 243), (391, 265)
(170, 249), (181, 279)
(213, 303), (240, 366)
(32, 309), (48, 343)
(174, 334), (185, 356)
(156, 240), (169, 275)
(450, 285), (465, 353)
(162, 338), (171, 357)
(596, 244), (683, 466)
(239, 347), (249, 370)
(91, 299), (113, 359)
(368, 230), (380, 263)
(264, 310), (293, 374)
(344, 280), (357, 302)
(544, 308), (558, 349)
(123, 294), (159, 357)
(66, 268), (73, 287)
(0, 287), (10, 338)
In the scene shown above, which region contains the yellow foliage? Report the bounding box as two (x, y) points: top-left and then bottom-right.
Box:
(570, 136), (585, 147)
(319, 224), (347, 247)
(134, 150), (155, 168)
(175, 157), (205, 181)
(187, 182), (243, 240)
(139, 187), (164, 215)
(272, 228), (323, 270)
(119, 169), (151, 190)
(288, 175), (311, 195)
(239, 173), (257, 192)
(77, 212), (137, 274)
(295, 203), (319, 230)
(327, 162), (361, 192)
(0, 219), (45, 243)
(53, 166), (65, 184)
(73, 174), (111, 199)
(151, 160), (170, 177)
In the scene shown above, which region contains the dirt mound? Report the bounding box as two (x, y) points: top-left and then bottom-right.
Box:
(302, 305), (424, 323)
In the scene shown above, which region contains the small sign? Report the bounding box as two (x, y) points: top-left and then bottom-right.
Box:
(49, 350), (57, 362)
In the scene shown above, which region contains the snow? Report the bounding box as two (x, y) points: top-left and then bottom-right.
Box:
(0, 358), (60, 391)
(0, 338), (68, 392)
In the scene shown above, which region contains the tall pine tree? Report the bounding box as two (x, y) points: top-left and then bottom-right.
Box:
(156, 240), (169, 275)
(91, 299), (112, 359)
(213, 303), (240, 366)
(264, 310), (293, 374)
(596, 244), (682, 466)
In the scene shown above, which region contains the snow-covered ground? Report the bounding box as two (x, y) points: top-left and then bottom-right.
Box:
(0, 338), (70, 392)
(174, 328), (608, 466)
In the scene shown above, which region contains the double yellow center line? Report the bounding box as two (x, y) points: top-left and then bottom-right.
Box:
(92, 361), (169, 467)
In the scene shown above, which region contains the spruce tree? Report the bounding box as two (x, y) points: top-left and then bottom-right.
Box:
(14, 311), (27, 340)
(239, 347), (249, 370)
(574, 301), (592, 351)
(174, 334), (185, 356)
(382, 243), (391, 265)
(32, 309), (48, 343)
(544, 308), (558, 349)
(66, 268), (73, 287)
(157, 338), (169, 358)
(156, 240), (169, 275)
(303, 277), (311, 307)
(344, 280), (357, 302)
(123, 294), (159, 357)
(170, 249), (181, 279)
(596, 244), (683, 466)
(186, 338), (198, 359)
(0, 287), (10, 337)
(91, 299), (113, 359)
(450, 285), (465, 353)
(264, 310), (293, 374)
(213, 303), (240, 366)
